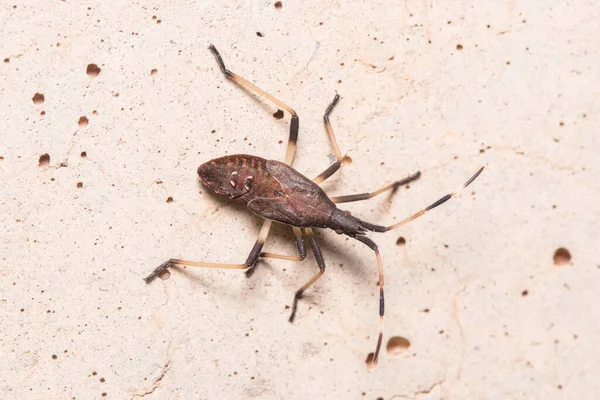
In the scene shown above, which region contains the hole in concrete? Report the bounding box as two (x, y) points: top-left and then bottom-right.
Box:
(81, 151), (87, 158)
(256, 32), (264, 37)
(78, 116), (89, 126)
(166, 196), (174, 203)
(456, 44), (463, 50)
(150, 68), (157, 75)
(273, 109), (284, 119)
(159, 270), (171, 280)
(396, 237), (406, 246)
(553, 247), (571, 266)
(39, 153), (50, 167)
(32, 93), (45, 105)
(77, 182), (83, 189)
(3, 58), (9, 63)
(342, 155), (352, 165)
(274, 1), (282, 9)
(86, 63), (101, 77)
(386, 336), (410, 355)
(40, 111), (46, 116)
(521, 290), (528, 297)
(365, 353), (376, 370)
(52, 354), (57, 360)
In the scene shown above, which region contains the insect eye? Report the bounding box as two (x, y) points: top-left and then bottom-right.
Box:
(244, 176), (254, 190)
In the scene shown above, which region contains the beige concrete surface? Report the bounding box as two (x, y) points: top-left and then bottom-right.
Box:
(2, 1), (599, 399)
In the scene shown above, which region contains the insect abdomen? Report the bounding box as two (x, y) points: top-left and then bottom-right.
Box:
(245, 160), (337, 228)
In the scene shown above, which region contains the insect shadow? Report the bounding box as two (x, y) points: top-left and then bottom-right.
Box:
(146, 44), (484, 368)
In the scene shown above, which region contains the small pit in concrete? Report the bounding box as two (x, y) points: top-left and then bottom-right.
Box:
(386, 336), (410, 355)
(86, 63), (101, 77)
(32, 93), (45, 105)
(39, 153), (50, 167)
(553, 247), (571, 266)
(273, 109), (284, 119)
(159, 270), (171, 280)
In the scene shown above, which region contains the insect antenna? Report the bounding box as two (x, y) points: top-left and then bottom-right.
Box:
(353, 166), (483, 368)
(385, 167), (484, 231)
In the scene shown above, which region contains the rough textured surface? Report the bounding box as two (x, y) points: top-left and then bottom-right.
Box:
(1, 1), (599, 399)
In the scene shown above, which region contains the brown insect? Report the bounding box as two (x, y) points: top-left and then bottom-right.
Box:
(145, 44), (484, 367)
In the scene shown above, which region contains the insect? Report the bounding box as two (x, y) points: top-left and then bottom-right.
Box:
(145, 44), (484, 367)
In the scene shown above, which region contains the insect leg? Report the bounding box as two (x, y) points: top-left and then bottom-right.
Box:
(354, 235), (385, 369)
(331, 171), (421, 204)
(385, 167), (484, 231)
(259, 227), (307, 262)
(288, 228), (326, 323)
(208, 44), (299, 165)
(313, 94), (344, 184)
(243, 220), (275, 277)
(145, 220), (273, 283)
(247, 226), (308, 278)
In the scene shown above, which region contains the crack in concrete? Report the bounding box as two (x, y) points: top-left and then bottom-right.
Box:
(318, 0), (336, 17)
(451, 280), (470, 384)
(156, 181), (201, 222)
(159, 279), (170, 308)
(87, 157), (120, 184)
(130, 344), (172, 399)
(387, 377), (444, 400)
(388, 394), (411, 399)
(414, 380), (442, 399)
(47, 135), (77, 171)
(289, 41), (320, 88)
